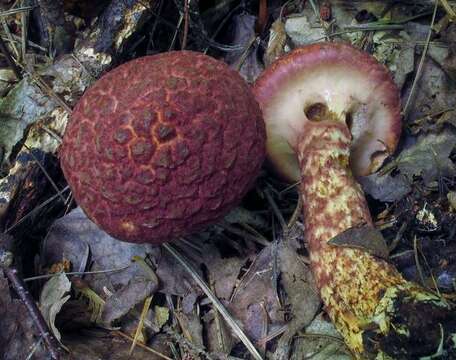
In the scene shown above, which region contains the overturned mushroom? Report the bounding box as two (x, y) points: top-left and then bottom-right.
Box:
(60, 51), (265, 244)
(254, 42), (456, 358)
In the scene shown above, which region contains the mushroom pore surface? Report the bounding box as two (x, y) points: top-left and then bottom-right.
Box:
(60, 51), (266, 244)
(253, 42), (401, 180)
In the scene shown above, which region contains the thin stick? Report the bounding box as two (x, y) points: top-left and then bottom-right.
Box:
(4, 186), (70, 233)
(403, 0), (439, 119)
(3, 267), (64, 359)
(162, 243), (264, 360)
(23, 144), (66, 202)
(0, 35), (21, 79)
(114, 330), (173, 360)
(20, 0), (28, 61)
(0, 6), (34, 17)
(181, 0), (189, 49)
(23, 265), (130, 282)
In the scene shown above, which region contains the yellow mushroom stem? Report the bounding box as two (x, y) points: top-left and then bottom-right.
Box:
(297, 119), (453, 359)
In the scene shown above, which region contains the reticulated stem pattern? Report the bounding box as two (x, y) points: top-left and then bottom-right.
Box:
(296, 120), (452, 358)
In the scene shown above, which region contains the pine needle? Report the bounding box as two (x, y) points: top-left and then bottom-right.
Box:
(162, 242), (264, 360)
(130, 296), (153, 354)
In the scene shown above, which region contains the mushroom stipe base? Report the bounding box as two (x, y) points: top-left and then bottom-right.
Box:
(298, 120), (455, 359)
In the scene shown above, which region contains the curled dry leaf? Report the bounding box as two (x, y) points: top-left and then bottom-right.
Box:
(264, 19), (287, 67)
(39, 273), (72, 342)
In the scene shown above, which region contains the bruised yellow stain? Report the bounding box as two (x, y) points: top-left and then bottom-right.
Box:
(121, 220), (136, 233)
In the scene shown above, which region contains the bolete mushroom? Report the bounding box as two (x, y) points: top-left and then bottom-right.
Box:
(254, 42), (455, 358)
(60, 51), (265, 244)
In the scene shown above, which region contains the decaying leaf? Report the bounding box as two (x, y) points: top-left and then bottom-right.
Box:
(274, 239), (320, 360)
(176, 311), (204, 349)
(0, 80), (57, 167)
(448, 191), (456, 211)
(204, 307), (235, 354)
(359, 171), (411, 202)
(328, 224), (390, 260)
(102, 278), (158, 325)
(0, 272), (49, 359)
(203, 241), (251, 301)
(387, 129), (456, 185)
(229, 244), (284, 342)
(224, 206), (268, 229)
(265, 19), (287, 66)
(43, 207), (200, 297)
(285, 14), (326, 46)
(64, 331), (163, 360)
(290, 313), (351, 360)
(224, 13), (263, 82)
(154, 306), (169, 330)
(39, 273), (72, 342)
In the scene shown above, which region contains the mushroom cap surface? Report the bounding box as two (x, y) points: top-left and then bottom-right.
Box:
(253, 42), (401, 181)
(60, 51), (266, 244)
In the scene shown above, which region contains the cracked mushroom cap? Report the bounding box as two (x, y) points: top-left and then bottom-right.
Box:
(253, 42), (401, 181)
(60, 51), (266, 244)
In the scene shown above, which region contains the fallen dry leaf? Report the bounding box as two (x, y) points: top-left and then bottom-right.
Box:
(0, 272), (49, 359)
(274, 238), (320, 360)
(102, 278), (158, 325)
(64, 331), (165, 360)
(359, 172), (411, 202)
(328, 224), (390, 260)
(290, 313), (351, 360)
(229, 244), (284, 342)
(39, 273), (71, 342)
(388, 129), (456, 185)
(43, 207), (201, 297)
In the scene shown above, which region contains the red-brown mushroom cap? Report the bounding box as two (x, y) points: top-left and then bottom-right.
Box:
(253, 42), (401, 181)
(60, 51), (265, 244)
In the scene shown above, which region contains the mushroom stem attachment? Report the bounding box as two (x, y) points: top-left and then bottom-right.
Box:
(297, 120), (454, 358)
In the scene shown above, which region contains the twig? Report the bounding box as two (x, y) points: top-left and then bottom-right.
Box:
(114, 330), (173, 360)
(25, 69), (73, 114)
(1, 14), (19, 60)
(26, 337), (43, 360)
(264, 187), (287, 229)
(23, 265), (130, 282)
(0, 6), (34, 17)
(182, 0), (189, 49)
(22, 144), (66, 203)
(3, 34), (47, 52)
(1, 264), (64, 359)
(169, 13), (183, 51)
(163, 242), (264, 360)
(4, 185), (70, 233)
(0, 35), (21, 79)
(403, 0), (439, 119)
(440, 0), (456, 20)
(234, 35), (259, 71)
(208, 275), (228, 354)
(130, 296), (153, 354)
(20, 0), (28, 61)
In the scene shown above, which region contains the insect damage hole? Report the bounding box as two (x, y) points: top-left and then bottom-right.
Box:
(304, 103), (339, 122)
